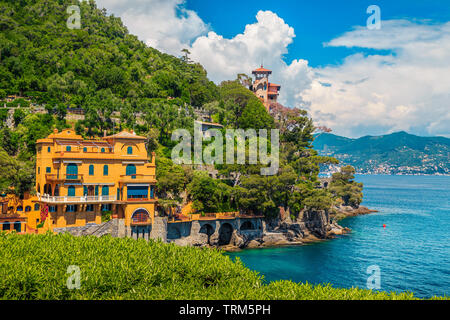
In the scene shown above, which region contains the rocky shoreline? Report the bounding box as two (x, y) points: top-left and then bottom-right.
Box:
(219, 205), (378, 252)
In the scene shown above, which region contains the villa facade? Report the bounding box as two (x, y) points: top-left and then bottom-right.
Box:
(34, 129), (157, 233)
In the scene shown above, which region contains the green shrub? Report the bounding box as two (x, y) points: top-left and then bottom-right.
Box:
(0, 233), (434, 300)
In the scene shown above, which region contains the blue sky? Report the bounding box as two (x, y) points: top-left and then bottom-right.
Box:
(96, 0), (450, 138)
(185, 0), (450, 67)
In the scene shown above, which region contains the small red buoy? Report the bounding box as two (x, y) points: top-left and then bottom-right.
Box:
(383, 224), (386, 228)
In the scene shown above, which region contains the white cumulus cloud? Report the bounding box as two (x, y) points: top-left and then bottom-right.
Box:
(302, 20), (450, 137)
(95, 0), (209, 55)
(94, 2), (450, 138)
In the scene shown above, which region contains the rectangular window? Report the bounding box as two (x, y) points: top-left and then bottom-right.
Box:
(46, 167), (51, 173)
(127, 186), (148, 200)
(101, 204), (111, 212)
(86, 204), (94, 212)
(48, 147), (51, 153)
(66, 205), (77, 213)
(49, 206), (56, 213)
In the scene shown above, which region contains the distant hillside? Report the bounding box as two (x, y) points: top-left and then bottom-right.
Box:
(313, 132), (450, 175)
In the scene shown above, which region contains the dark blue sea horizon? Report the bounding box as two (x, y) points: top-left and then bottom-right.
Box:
(227, 175), (450, 298)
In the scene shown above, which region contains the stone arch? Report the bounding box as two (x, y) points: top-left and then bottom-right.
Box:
(240, 220), (255, 231)
(131, 208), (150, 224)
(199, 223), (215, 245)
(218, 223), (234, 246)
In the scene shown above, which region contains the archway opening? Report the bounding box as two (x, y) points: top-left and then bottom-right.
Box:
(131, 209), (150, 224)
(200, 223), (215, 245)
(240, 221), (255, 231)
(218, 223), (233, 246)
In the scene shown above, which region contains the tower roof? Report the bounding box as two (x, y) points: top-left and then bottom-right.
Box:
(252, 66), (272, 74)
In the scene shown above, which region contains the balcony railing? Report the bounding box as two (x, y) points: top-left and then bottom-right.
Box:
(37, 193), (116, 204)
(119, 174), (156, 182)
(45, 174), (83, 181)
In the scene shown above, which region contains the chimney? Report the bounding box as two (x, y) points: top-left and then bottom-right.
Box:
(103, 130), (107, 137)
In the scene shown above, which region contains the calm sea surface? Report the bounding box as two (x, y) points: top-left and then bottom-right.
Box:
(227, 175), (450, 298)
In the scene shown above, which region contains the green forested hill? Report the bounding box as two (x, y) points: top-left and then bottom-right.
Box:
(0, 0), (218, 128)
(314, 132), (450, 174)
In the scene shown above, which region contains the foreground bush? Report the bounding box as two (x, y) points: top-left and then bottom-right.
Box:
(0, 233), (428, 300)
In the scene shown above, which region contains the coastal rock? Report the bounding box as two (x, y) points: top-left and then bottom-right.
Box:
(262, 232), (290, 246)
(246, 240), (262, 248)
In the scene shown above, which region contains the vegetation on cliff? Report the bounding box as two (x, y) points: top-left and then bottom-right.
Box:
(0, 233), (425, 300)
(330, 166), (363, 208)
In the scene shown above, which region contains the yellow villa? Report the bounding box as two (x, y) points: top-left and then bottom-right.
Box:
(34, 129), (157, 233)
(1, 192), (39, 233)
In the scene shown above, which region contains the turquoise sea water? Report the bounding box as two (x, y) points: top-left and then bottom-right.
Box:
(227, 175), (450, 298)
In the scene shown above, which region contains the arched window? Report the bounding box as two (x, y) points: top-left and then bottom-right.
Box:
(17, 206), (23, 212)
(83, 147), (87, 152)
(127, 146), (133, 155)
(89, 165), (94, 176)
(103, 165), (108, 176)
(25, 206), (31, 212)
(47, 147), (51, 153)
(126, 164), (136, 178)
(66, 163), (78, 180)
(101, 148), (105, 153)
(34, 204), (40, 211)
(68, 186), (76, 197)
(66, 146), (71, 152)
(102, 186), (109, 196)
(131, 209), (150, 223)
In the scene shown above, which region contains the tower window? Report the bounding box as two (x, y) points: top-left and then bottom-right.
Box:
(127, 146), (133, 155)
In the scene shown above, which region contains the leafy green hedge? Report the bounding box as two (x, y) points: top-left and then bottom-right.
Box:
(0, 233), (431, 300)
